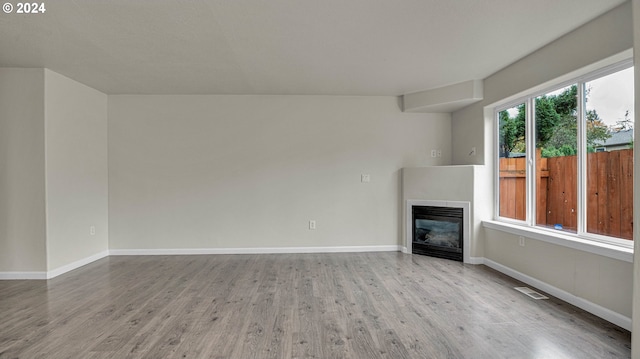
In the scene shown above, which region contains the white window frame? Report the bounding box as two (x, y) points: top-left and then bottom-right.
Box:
(493, 59), (634, 251)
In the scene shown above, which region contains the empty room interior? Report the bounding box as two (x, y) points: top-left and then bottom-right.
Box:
(1, 0), (640, 358)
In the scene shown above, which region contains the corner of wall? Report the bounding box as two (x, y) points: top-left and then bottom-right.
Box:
(0, 68), (48, 273)
(451, 103), (485, 166)
(43, 69), (109, 272)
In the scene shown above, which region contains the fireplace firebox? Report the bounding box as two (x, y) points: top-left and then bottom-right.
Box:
(412, 206), (463, 261)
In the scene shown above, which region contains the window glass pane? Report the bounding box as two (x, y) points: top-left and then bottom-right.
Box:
(498, 104), (526, 220)
(535, 85), (578, 233)
(585, 67), (634, 240)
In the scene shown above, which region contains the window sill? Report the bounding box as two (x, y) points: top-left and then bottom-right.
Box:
(482, 220), (633, 263)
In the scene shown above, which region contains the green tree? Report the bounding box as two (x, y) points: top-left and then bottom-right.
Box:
(535, 85), (609, 157)
(498, 85), (610, 158)
(499, 105), (525, 157)
(585, 109), (610, 147)
(535, 95), (561, 146)
(552, 84), (577, 117)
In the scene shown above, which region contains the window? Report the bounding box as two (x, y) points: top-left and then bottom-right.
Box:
(584, 67), (635, 240)
(535, 84), (578, 234)
(496, 63), (634, 246)
(498, 103), (526, 221)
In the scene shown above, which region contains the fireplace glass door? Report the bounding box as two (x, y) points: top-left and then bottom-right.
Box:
(412, 206), (463, 261)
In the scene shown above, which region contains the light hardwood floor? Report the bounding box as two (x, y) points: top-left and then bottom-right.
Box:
(0, 252), (631, 358)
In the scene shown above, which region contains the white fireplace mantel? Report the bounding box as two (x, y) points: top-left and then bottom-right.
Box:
(401, 165), (488, 264)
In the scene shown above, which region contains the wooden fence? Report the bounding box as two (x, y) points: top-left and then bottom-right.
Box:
(499, 149), (633, 240)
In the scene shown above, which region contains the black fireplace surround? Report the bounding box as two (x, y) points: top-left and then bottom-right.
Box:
(412, 206), (463, 261)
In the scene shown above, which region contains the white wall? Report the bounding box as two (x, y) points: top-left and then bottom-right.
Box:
(485, 228), (633, 318)
(452, 2), (633, 166)
(0, 68), (108, 276)
(0, 69), (47, 272)
(44, 70), (109, 271)
(450, 2), (634, 327)
(108, 95), (450, 250)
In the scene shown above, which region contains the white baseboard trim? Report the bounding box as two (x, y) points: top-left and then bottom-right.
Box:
(1, 247), (401, 280)
(0, 250), (110, 280)
(47, 250), (110, 279)
(109, 245), (403, 256)
(483, 258), (632, 331)
(467, 256), (485, 265)
(0, 271), (48, 280)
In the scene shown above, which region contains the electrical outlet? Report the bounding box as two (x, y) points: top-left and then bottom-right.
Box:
(519, 236), (525, 247)
(430, 149), (437, 158)
(90, 226), (96, 236)
(436, 150), (442, 157)
(361, 174), (370, 183)
(309, 220), (316, 230)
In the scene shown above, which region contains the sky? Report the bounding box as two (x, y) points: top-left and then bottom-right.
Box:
(585, 66), (634, 129)
(505, 66), (634, 130)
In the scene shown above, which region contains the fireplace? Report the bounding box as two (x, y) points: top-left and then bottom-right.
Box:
(412, 206), (463, 261)
(405, 200), (469, 262)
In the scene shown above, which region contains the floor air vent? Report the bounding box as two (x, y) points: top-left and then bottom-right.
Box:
(515, 287), (549, 300)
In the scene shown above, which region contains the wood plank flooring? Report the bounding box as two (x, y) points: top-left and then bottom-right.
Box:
(0, 252), (631, 358)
